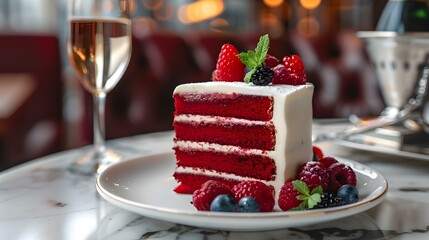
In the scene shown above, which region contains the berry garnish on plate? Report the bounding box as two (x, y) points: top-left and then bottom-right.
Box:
(297, 161), (330, 192)
(192, 180), (233, 211)
(313, 192), (345, 209)
(232, 180), (275, 212)
(210, 194), (238, 212)
(238, 196), (260, 212)
(278, 181), (303, 211)
(318, 156), (338, 169)
(212, 44), (246, 82)
(337, 184), (359, 204)
(278, 180), (323, 211)
(328, 163), (357, 193)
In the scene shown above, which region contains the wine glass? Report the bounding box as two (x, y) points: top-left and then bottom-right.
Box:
(67, 0), (132, 175)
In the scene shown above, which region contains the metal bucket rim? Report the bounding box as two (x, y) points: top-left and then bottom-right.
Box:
(357, 31), (429, 42)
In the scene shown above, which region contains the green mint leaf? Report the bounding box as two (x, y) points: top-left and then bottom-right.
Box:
(296, 194), (309, 201)
(238, 51), (256, 68)
(310, 186), (323, 195)
(254, 34), (269, 65)
(291, 200), (308, 211)
(244, 68), (256, 83)
(238, 34), (270, 73)
(307, 193), (321, 209)
(292, 180), (310, 196)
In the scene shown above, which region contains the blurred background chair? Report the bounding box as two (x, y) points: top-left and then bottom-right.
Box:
(0, 34), (64, 170)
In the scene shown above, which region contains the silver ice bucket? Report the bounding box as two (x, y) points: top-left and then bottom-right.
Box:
(358, 31), (429, 117)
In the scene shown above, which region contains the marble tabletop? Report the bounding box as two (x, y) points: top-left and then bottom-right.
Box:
(1, 123), (429, 240)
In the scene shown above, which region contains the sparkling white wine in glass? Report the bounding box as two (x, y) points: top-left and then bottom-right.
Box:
(67, 0), (132, 175)
(69, 18), (131, 94)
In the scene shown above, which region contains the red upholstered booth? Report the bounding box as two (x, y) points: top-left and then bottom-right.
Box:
(0, 34), (64, 170)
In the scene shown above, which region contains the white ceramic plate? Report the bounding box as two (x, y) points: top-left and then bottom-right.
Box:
(96, 151), (388, 231)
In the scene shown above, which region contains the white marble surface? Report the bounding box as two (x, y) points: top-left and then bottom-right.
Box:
(0, 125), (429, 240)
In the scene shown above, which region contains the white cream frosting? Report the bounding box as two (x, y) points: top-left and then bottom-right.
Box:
(174, 114), (272, 126)
(174, 140), (274, 157)
(174, 82), (314, 197)
(175, 166), (273, 184)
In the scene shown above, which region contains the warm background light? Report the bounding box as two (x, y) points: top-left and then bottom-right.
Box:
(263, 0), (284, 8)
(142, 0), (164, 10)
(178, 0), (224, 24)
(297, 16), (320, 37)
(300, 0), (321, 10)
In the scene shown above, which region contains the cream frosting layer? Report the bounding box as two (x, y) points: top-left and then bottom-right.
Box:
(174, 114), (272, 126)
(174, 140), (273, 157)
(175, 166), (273, 185)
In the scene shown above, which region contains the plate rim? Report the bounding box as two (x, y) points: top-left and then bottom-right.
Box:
(96, 151), (388, 229)
(334, 138), (429, 161)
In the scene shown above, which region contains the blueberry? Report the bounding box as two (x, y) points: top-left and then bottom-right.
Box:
(238, 196), (260, 212)
(210, 194), (238, 212)
(337, 184), (359, 204)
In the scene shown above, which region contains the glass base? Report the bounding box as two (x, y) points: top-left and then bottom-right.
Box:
(68, 148), (122, 175)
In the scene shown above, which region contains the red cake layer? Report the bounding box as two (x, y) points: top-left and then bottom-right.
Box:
(173, 173), (241, 194)
(174, 149), (276, 181)
(174, 93), (273, 121)
(174, 121), (275, 150)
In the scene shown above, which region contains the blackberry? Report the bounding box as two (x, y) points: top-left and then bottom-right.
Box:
(251, 67), (274, 86)
(313, 193), (345, 209)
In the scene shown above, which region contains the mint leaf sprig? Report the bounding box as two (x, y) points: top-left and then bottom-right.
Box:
(237, 34), (270, 83)
(290, 180), (323, 210)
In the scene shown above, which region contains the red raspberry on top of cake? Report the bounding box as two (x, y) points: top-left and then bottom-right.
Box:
(212, 44), (246, 82)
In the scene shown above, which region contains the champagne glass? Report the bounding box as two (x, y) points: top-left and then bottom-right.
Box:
(67, 0), (132, 175)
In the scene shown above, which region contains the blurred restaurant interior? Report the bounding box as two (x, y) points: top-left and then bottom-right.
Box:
(0, 0), (389, 170)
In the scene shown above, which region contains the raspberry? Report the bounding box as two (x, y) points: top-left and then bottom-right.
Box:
(271, 64), (306, 85)
(319, 156), (338, 169)
(280, 55), (307, 85)
(286, 73), (306, 85)
(192, 180), (233, 211)
(278, 181), (302, 211)
(264, 54), (279, 68)
(312, 146), (324, 161)
(297, 161), (330, 192)
(328, 163), (357, 193)
(250, 67), (274, 86)
(282, 55), (305, 75)
(271, 64), (289, 84)
(212, 44), (245, 82)
(232, 180), (274, 212)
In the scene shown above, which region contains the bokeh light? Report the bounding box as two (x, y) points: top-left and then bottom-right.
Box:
(297, 16), (320, 37)
(263, 0), (284, 8)
(300, 0), (321, 10)
(142, 0), (163, 10)
(178, 0), (224, 24)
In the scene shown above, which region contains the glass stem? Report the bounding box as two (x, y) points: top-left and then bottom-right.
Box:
(93, 93), (106, 155)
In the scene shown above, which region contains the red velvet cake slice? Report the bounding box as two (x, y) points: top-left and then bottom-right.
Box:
(172, 81), (314, 198)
